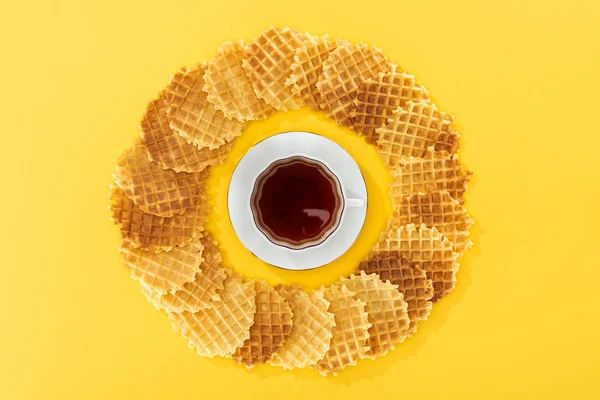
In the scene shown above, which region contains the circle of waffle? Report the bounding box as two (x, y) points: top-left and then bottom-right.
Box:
(373, 223), (459, 302)
(110, 26), (475, 374)
(169, 272), (256, 358)
(165, 63), (246, 150)
(203, 40), (276, 121)
(109, 183), (209, 252)
(350, 64), (429, 143)
(141, 234), (227, 313)
(392, 191), (474, 257)
(286, 35), (340, 110)
(140, 92), (232, 173)
(114, 140), (207, 217)
(232, 280), (294, 368)
(316, 42), (391, 127)
(269, 285), (335, 369)
(358, 253), (433, 336)
(242, 26), (308, 111)
(120, 235), (204, 294)
(315, 284), (371, 376)
(334, 271), (410, 359)
(391, 147), (473, 206)
(376, 100), (459, 167)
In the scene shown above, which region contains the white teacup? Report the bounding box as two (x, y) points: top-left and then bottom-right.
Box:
(228, 131), (367, 271)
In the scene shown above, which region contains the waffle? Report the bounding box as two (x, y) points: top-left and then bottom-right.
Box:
(391, 147), (472, 206)
(140, 92), (232, 173)
(109, 183), (210, 252)
(164, 63), (245, 150)
(334, 271), (409, 359)
(169, 272), (256, 358)
(120, 235), (204, 293)
(314, 284), (371, 376)
(316, 42), (391, 127)
(203, 40), (276, 121)
(358, 253), (433, 335)
(142, 234), (227, 312)
(232, 280), (294, 368)
(242, 26), (308, 110)
(351, 65), (429, 143)
(114, 140), (207, 217)
(393, 191), (474, 257)
(269, 285), (335, 369)
(286, 35), (340, 110)
(376, 100), (459, 167)
(372, 224), (459, 301)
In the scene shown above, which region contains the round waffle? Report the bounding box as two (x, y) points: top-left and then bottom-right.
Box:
(315, 284), (371, 376)
(286, 35), (340, 110)
(268, 285), (335, 369)
(109, 182), (209, 252)
(334, 271), (410, 359)
(232, 280), (294, 368)
(393, 191), (474, 257)
(140, 93), (232, 173)
(242, 26), (308, 111)
(358, 253), (433, 336)
(165, 63), (246, 150)
(316, 41), (391, 127)
(350, 64), (429, 144)
(372, 223), (459, 302)
(390, 147), (472, 206)
(141, 233), (227, 313)
(203, 40), (276, 121)
(376, 100), (459, 167)
(114, 140), (208, 217)
(169, 272), (256, 358)
(120, 235), (204, 293)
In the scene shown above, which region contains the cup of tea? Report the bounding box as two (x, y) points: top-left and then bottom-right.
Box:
(250, 155), (364, 250)
(228, 131), (367, 271)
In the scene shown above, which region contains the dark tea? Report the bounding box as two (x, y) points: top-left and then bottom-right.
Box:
(251, 156), (343, 248)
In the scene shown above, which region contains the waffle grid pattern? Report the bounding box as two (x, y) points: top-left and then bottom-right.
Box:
(316, 42), (391, 127)
(358, 253), (433, 335)
(204, 40), (276, 121)
(351, 65), (429, 143)
(165, 64), (245, 150)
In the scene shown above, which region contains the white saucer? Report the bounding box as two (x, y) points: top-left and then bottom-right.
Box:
(228, 131), (368, 271)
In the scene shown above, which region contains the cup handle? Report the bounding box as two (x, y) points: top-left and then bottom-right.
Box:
(346, 198), (365, 207)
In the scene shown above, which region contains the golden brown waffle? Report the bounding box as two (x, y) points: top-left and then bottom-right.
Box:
(109, 183), (209, 252)
(335, 271), (409, 359)
(315, 284), (371, 376)
(169, 272), (256, 358)
(203, 40), (276, 121)
(358, 253), (433, 335)
(286, 35), (340, 110)
(316, 42), (391, 127)
(142, 234), (227, 312)
(393, 191), (474, 257)
(232, 280), (294, 368)
(120, 235), (204, 293)
(372, 224), (459, 301)
(114, 140), (207, 217)
(140, 92), (232, 173)
(242, 26), (308, 111)
(269, 285), (335, 369)
(376, 100), (459, 167)
(165, 63), (245, 150)
(391, 147), (472, 206)
(351, 65), (429, 143)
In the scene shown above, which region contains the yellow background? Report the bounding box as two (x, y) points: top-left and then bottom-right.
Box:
(1, 0), (599, 398)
